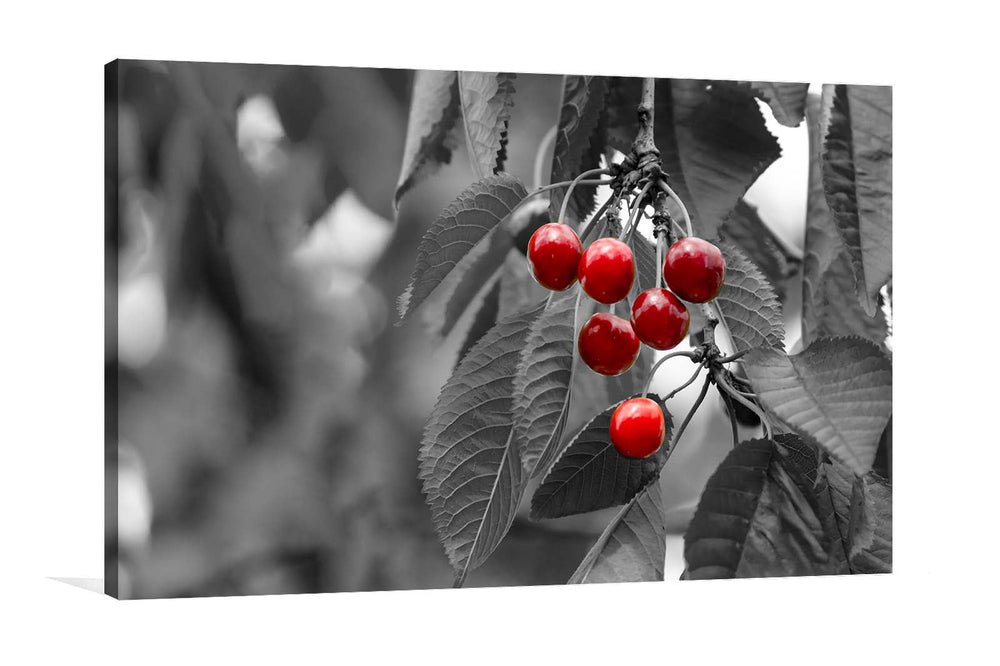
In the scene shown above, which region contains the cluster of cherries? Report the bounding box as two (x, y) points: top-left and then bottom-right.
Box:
(526, 221), (725, 460)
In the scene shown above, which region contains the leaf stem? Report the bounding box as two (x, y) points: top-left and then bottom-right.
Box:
(716, 349), (748, 364)
(642, 350), (700, 398)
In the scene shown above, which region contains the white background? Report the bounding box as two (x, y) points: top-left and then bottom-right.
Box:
(0, 1), (997, 662)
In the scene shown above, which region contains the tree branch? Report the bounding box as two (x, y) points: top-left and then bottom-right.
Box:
(631, 77), (659, 158)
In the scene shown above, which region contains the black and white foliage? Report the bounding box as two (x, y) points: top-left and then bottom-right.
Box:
(398, 72), (892, 586)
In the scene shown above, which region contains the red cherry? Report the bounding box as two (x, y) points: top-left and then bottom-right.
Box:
(577, 312), (640, 376)
(610, 397), (666, 458)
(662, 237), (726, 303)
(527, 223), (584, 291)
(578, 238), (635, 304)
(631, 288), (690, 350)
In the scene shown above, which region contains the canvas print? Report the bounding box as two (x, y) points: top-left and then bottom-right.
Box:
(107, 60), (892, 598)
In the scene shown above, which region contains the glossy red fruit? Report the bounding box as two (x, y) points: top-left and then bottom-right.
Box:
(631, 288), (690, 350)
(662, 237), (726, 303)
(577, 312), (640, 376)
(610, 397), (666, 458)
(527, 223), (584, 291)
(577, 238), (635, 304)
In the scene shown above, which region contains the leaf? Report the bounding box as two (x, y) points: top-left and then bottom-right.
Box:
(824, 460), (892, 573)
(455, 276), (501, 369)
(745, 337), (892, 475)
(803, 94), (888, 347)
(397, 173), (528, 330)
(746, 81), (810, 127)
(719, 198), (801, 297)
(605, 79), (780, 241)
(308, 66), (408, 221)
(810, 253), (889, 346)
(713, 241), (784, 353)
(497, 250), (548, 322)
(568, 477), (666, 584)
(512, 287), (580, 477)
(658, 80), (782, 240)
(630, 233), (660, 294)
(531, 394), (672, 519)
(458, 72), (517, 179)
(684, 439), (844, 579)
(548, 75), (609, 224)
(821, 84), (892, 316)
(395, 70), (461, 208)
(604, 76), (642, 152)
(803, 93), (849, 338)
(418, 302), (545, 583)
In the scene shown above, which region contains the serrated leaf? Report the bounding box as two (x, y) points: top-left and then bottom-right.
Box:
(810, 253), (889, 346)
(458, 72), (517, 179)
(803, 93), (849, 339)
(548, 75), (609, 224)
(531, 394), (672, 520)
(713, 241), (784, 353)
(630, 233), (660, 294)
(497, 250), (548, 322)
(745, 337), (892, 475)
(659, 80), (782, 240)
(513, 287), (580, 477)
(397, 173), (528, 330)
(685, 439), (844, 579)
(605, 79), (780, 240)
(824, 460), (892, 573)
(746, 81), (810, 127)
(569, 477), (666, 584)
(821, 84), (892, 316)
(604, 76), (642, 153)
(803, 94), (888, 348)
(455, 275), (501, 370)
(719, 199), (801, 297)
(419, 302), (545, 583)
(395, 70), (462, 208)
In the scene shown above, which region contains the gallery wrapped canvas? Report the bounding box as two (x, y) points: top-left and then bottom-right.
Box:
(106, 60), (891, 598)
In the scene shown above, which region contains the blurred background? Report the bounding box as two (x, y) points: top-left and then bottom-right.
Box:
(108, 61), (815, 597)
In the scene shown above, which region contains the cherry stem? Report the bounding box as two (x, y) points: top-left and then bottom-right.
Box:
(658, 362), (704, 404)
(513, 177), (614, 220)
(557, 168), (611, 226)
(715, 372), (772, 440)
(658, 180), (693, 237)
(578, 191), (618, 243)
(655, 229), (665, 289)
(619, 180), (654, 242)
(671, 373), (712, 451)
(642, 350), (700, 398)
(719, 389), (740, 448)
